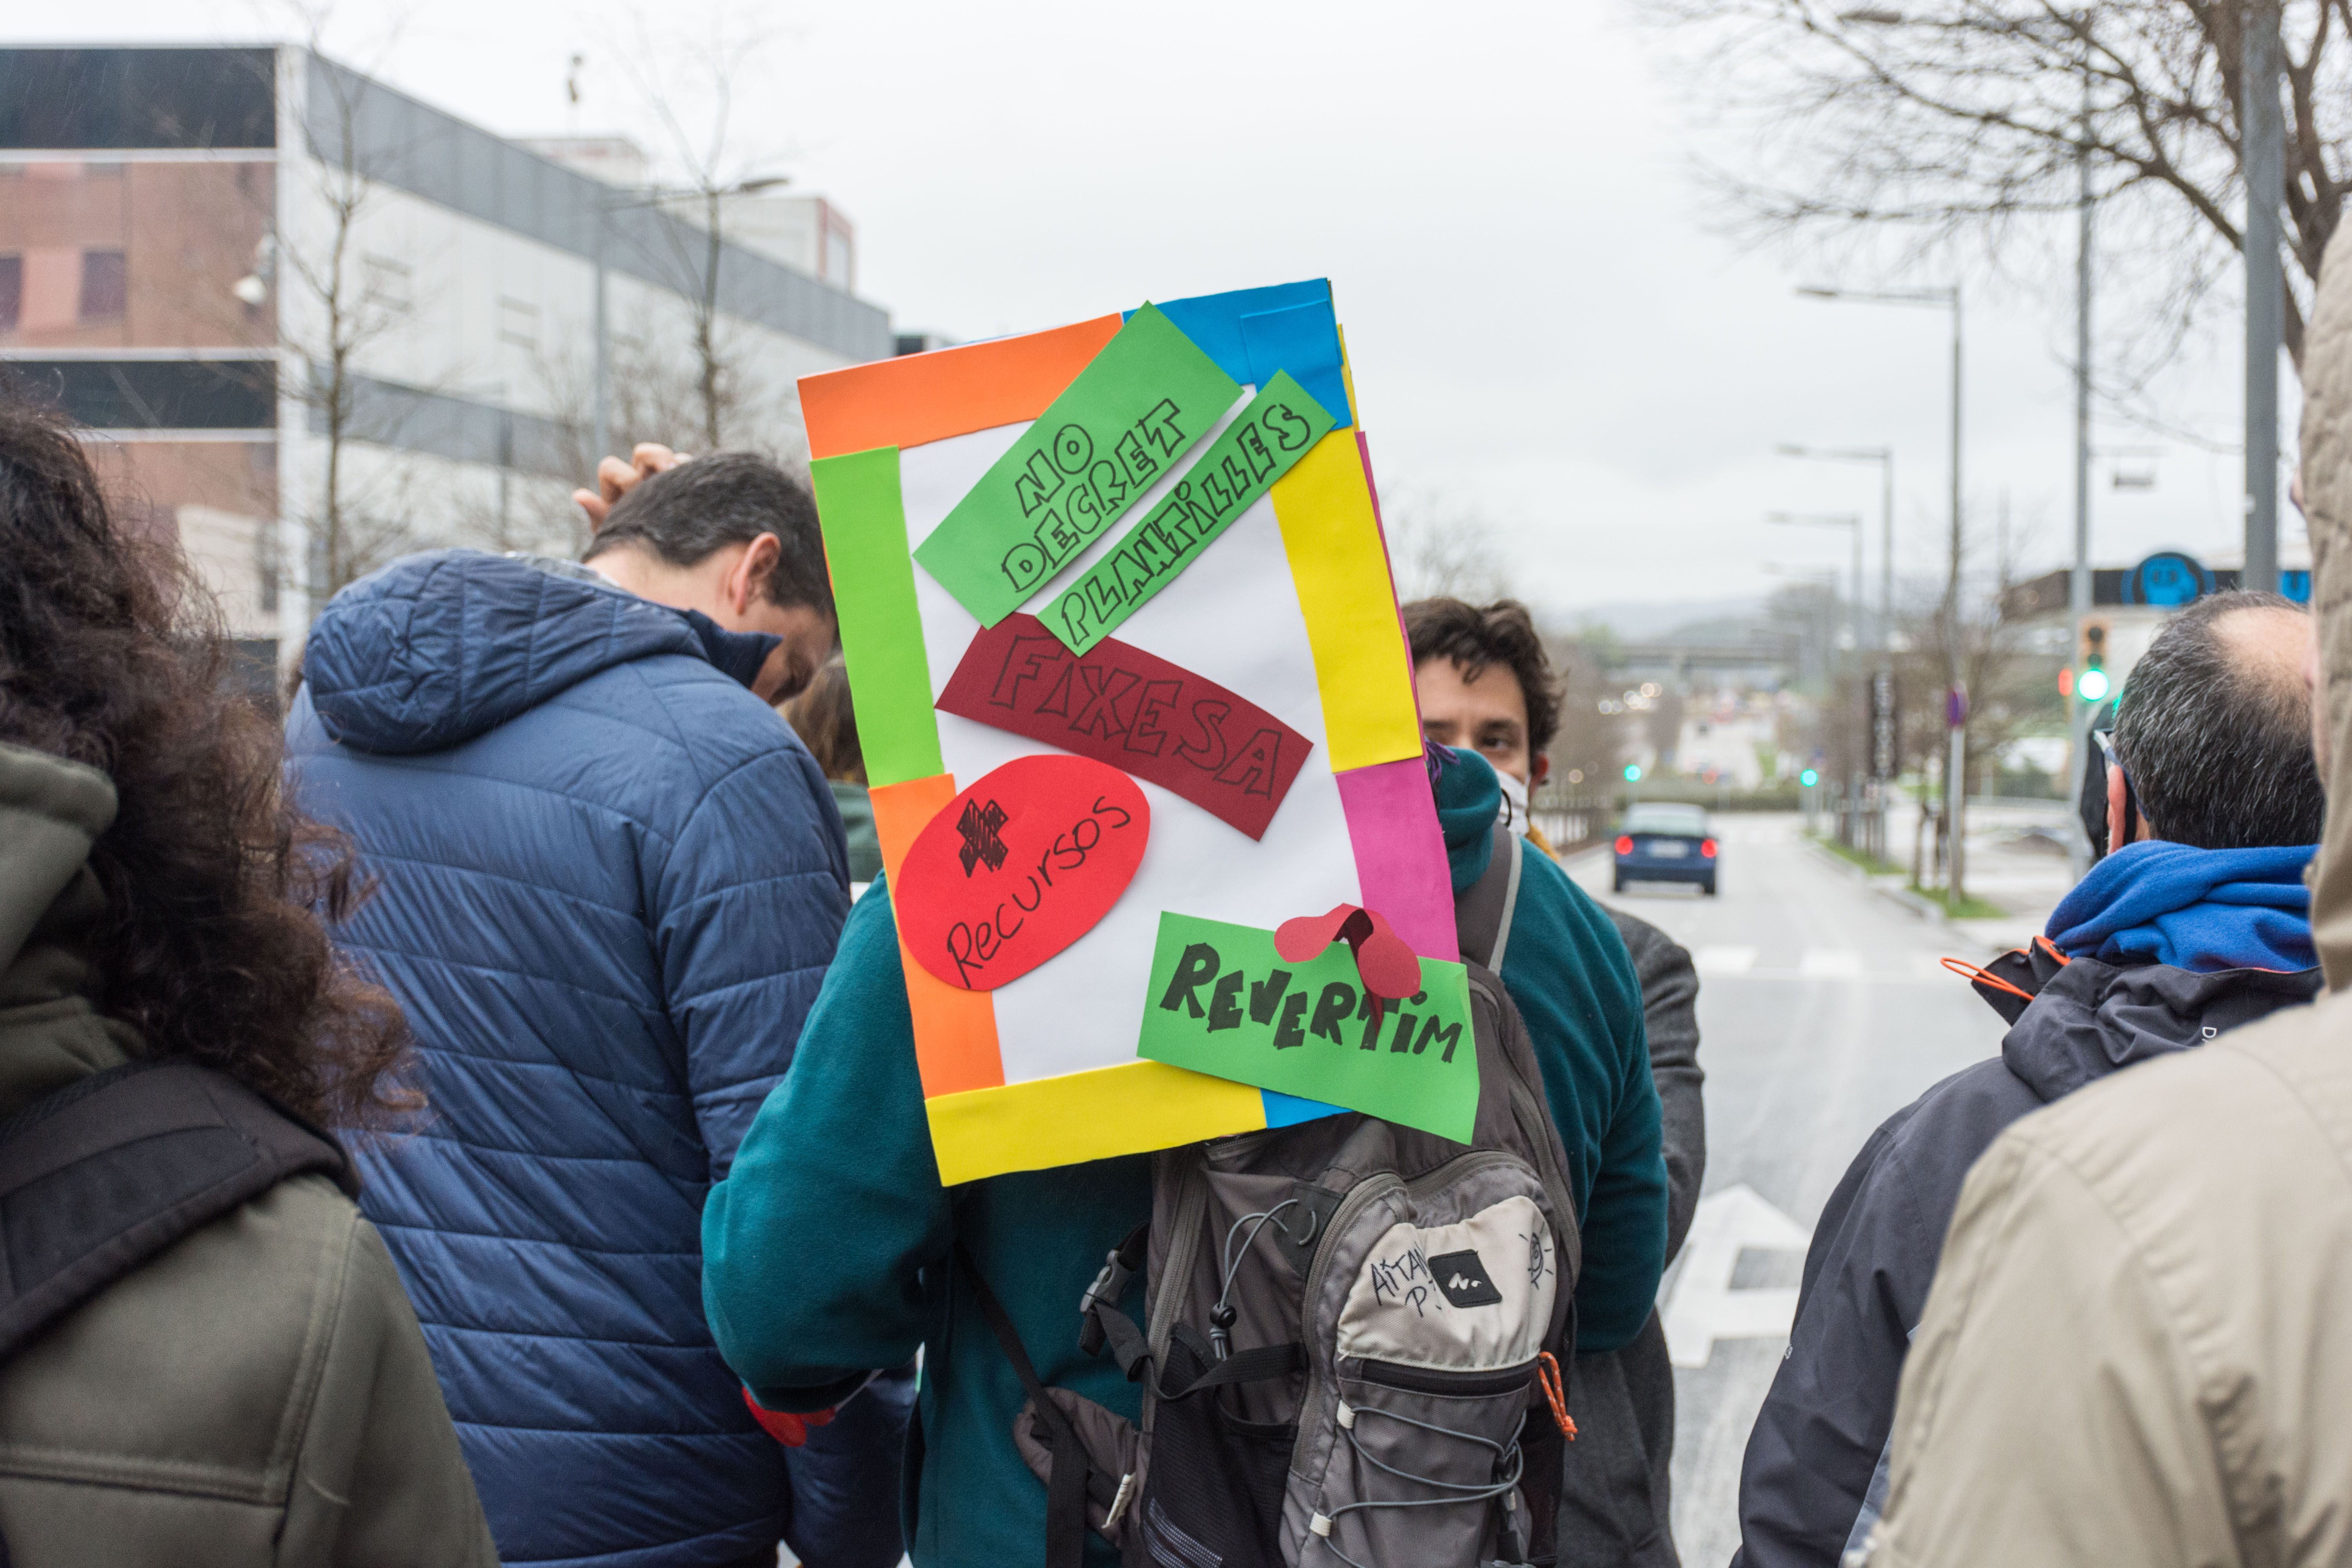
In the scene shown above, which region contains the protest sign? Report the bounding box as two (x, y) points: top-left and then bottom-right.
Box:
(801, 279), (1455, 1185)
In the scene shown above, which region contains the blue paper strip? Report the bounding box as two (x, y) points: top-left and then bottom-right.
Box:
(1260, 1088), (1345, 1129)
(1240, 299), (1351, 436)
(1124, 279), (1354, 428)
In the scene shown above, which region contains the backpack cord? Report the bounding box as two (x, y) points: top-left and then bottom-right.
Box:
(1311, 1401), (1529, 1568)
(1210, 1199), (1303, 1359)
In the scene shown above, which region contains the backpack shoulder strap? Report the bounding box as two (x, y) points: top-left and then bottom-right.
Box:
(0, 1058), (356, 1361)
(1454, 820), (1524, 971)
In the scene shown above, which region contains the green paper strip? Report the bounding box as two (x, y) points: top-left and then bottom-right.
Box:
(1137, 912), (1477, 1144)
(913, 304), (1242, 628)
(1044, 372), (1335, 655)
(809, 446), (943, 787)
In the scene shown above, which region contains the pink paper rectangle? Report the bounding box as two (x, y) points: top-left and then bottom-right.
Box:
(1336, 757), (1458, 962)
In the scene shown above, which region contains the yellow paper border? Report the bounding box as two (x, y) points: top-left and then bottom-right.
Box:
(1270, 431), (1424, 771)
(924, 1061), (1266, 1186)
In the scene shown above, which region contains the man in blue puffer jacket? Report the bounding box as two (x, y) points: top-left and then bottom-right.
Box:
(286, 461), (904, 1568)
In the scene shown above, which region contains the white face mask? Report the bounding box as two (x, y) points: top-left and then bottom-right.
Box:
(1495, 768), (1532, 837)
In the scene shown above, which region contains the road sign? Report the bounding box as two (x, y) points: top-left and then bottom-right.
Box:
(2124, 550), (2213, 607)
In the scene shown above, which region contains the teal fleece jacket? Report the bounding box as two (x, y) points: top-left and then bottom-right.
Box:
(702, 749), (1668, 1566)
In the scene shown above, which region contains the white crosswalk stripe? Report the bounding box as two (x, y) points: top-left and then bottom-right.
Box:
(1798, 949), (1864, 977)
(1693, 945), (1759, 976)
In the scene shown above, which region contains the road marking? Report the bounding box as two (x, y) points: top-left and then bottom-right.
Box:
(1799, 948), (1864, 977)
(1661, 1184), (1812, 1368)
(1694, 945), (1758, 975)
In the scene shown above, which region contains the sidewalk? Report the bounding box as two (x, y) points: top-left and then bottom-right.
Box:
(1833, 793), (2076, 958)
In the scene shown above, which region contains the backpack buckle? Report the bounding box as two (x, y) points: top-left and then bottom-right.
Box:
(1076, 1248), (1134, 1355)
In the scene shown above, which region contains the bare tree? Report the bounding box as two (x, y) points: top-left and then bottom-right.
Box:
(250, 12), (448, 615)
(1545, 630), (1636, 791)
(1381, 487), (1512, 603)
(1649, 1), (2352, 376)
(614, 13), (790, 452)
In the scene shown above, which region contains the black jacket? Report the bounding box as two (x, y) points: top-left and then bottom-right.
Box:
(1732, 944), (2321, 1568)
(1555, 907), (1705, 1567)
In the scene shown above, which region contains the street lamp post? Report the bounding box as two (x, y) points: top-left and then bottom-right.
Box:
(1770, 512), (1867, 849)
(1798, 283), (1966, 899)
(2244, 0), (2284, 593)
(590, 174), (791, 469)
(1780, 444), (1896, 860)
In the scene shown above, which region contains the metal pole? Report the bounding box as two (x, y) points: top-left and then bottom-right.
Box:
(1880, 452), (1894, 650)
(1945, 288), (1965, 899)
(593, 202), (611, 470)
(1878, 450), (1893, 863)
(2244, 0), (2283, 592)
(2069, 59), (2097, 879)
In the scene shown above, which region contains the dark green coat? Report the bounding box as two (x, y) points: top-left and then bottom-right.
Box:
(702, 749), (1666, 1566)
(0, 740), (494, 1568)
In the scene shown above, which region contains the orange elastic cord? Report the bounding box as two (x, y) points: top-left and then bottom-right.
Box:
(2033, 934), (2073, 965)
(1536, 1351), (1576, 1440)
(1940, 956), (2035, 1003)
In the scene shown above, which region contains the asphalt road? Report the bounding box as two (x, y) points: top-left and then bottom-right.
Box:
(1564, 812), (2010, 1568)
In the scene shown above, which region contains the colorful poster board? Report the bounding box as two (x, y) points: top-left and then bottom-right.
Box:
(801, 279), (1457, 1185)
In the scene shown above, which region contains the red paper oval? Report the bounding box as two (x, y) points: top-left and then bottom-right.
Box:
(898, 755), (1151, 992)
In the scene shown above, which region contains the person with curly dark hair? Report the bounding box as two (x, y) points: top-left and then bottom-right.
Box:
(0, 394), (495, 1566)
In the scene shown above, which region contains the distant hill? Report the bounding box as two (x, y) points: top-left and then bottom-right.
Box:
(1549, 596), (1767, 644)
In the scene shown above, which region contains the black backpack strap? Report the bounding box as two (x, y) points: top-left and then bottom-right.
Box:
(1454, 820), (1524, 971)
(956, 1241), (1094, 1568)
(0, 1059), (355, 1362)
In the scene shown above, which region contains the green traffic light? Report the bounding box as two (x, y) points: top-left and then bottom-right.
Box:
(1622, 764), (1642, 782)
(1800, 768), (1820, 787)
(2078, 667), (2111, 702)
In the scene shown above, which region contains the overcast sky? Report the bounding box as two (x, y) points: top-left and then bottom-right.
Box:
(29, 0), (2305, 620)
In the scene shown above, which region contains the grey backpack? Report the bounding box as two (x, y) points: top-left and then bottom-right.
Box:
(970, 824), (1584, 1568)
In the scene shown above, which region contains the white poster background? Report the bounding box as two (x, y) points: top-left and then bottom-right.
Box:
(896, 395), (1367, 1088)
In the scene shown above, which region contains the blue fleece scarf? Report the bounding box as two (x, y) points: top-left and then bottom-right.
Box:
(2047, 839), (2318, 973)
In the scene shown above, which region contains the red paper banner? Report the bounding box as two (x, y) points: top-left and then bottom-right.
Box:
(896, 755), (1151, 992)
(936, 614), (1313, 840)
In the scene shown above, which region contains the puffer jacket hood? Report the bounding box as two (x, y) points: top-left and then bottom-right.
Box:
(306, 550), (777, 755)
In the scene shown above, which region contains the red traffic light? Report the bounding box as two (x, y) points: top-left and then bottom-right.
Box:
(1614, 835), (1634, 855)
(1700, 838), (1718, 859)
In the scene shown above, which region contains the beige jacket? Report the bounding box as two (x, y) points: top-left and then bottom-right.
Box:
(0, 740), (497, 1567)
(1864, 225), (2352, 1568)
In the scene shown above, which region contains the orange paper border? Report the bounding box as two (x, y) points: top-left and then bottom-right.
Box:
(871, 774), (1004, 1094)
(802, 314), (1125, 460)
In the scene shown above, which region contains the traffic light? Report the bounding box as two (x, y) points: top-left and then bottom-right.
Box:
(1799, 767), (1820, 788)
(2078, 619), (2111, 703)
(1622, 764), (1643, 783)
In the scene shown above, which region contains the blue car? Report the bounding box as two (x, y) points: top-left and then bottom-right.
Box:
(1613, 802), (1718, 896)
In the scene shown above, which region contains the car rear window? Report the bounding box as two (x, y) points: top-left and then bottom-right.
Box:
(1623, 804), (1708, 837)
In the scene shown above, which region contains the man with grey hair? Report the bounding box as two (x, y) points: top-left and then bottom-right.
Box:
(1855, 224), (2352, 1568)
(1734, 588), (2324, 1568)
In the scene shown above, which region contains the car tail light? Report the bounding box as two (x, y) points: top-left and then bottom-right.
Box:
(1700, 838), (1718, 859)
(1615, 835), (1634, 855)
